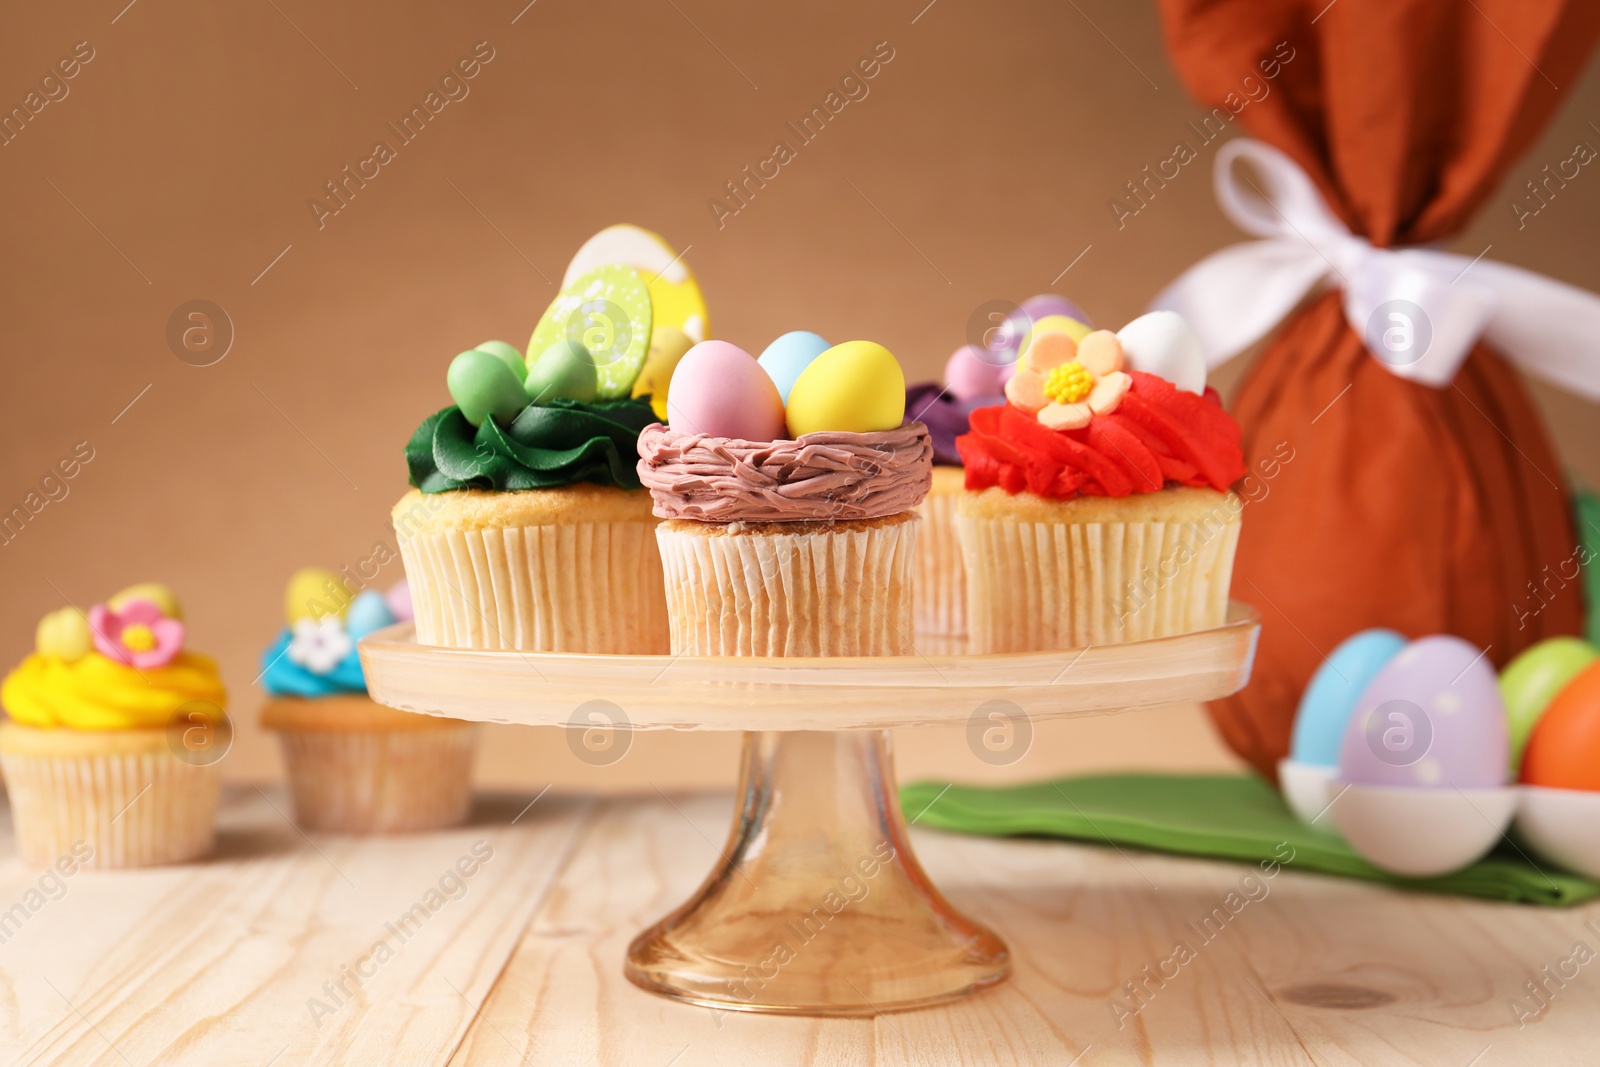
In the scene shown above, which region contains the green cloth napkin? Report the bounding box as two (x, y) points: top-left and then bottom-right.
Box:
(901, 773), (1600, 906)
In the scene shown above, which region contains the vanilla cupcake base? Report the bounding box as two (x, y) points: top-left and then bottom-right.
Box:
(914, 466), (967, 636)
(393, 485), (669, 653)
(263, 695), (479, 833)
(656, 512), (919, 657)
(958, 486), (1241, 652)
(0, 723), (220, 869)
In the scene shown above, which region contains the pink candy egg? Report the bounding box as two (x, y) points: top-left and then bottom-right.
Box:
(945, 345), (1010, 401)
(385, 579), (414, 622)
(666, 341), (788, 441)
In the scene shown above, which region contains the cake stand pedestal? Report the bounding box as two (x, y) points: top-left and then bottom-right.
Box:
(360, 604), (1258, 1016)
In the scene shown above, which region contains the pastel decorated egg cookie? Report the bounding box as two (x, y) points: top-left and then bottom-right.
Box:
(563, 224), (710, 344)
(528, 265), (654, 401)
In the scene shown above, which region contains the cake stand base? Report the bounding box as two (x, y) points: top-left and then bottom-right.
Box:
(624, 730), (1010, 1016)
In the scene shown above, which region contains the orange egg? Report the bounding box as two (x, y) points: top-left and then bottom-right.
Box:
(1521, 660), (1600, 789)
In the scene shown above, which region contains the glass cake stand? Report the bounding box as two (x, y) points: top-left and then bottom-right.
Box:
(359, 604), (1258, 1017)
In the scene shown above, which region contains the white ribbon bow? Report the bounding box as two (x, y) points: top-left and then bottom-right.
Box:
(1153, 138), (1600, 399)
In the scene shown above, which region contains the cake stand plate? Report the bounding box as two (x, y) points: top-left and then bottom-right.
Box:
(360, 605), (1259, 1017)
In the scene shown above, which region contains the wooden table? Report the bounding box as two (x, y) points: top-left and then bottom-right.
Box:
(2, 785), (1594, 1066)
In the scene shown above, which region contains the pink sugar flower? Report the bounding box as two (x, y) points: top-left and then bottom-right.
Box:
(89, 598), (185, 669)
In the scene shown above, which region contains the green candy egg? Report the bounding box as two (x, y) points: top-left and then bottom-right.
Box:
(448, 348), (529, 426)
(527, 265), (653, 400)
(474, 340), (526, 381)
(1501, 636), (1599, 772)
(524, 340), (598, 404)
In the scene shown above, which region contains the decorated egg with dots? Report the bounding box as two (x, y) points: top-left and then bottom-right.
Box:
(528, 265), (654, 400)
(785, 341), (906, 437)
(563, 224), (709, 344)
(1337, 636), (1508, 789)
(666, 341), (787, 441)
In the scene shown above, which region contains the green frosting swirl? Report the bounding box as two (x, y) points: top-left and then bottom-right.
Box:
(406, 398), (657, 492)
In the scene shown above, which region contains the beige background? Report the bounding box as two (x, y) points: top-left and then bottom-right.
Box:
(2, 0), (1597, 790)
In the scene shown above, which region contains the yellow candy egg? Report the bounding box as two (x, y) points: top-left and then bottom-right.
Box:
(1023, 314), (1092, 354)
(36, 606), (91, 661)
(285, 567), (350, 625)
(633, 326), (694, 421)
(784, 341), (906, 437)
(109, 581), (182, 619)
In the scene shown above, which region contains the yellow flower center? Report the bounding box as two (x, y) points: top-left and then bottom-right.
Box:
(1043, 361), (1094, 404)
(122, 624), (157, 652)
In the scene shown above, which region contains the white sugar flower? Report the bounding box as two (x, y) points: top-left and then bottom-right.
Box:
(286, 616), (353, 675)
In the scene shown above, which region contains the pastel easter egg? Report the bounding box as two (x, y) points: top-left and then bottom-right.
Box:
(785, 341), (906, 437)
(944, 345), (1009, 401)
(1021, 294), (1091, 328)
(524, 340), (599, 404)
(758, 331), (832, 404)
(529, 265), (654, 399)
(633, 326), (694, 420)
(109, 582), (182, 619)
(1026, 314), (1092, 346)
(36, 606), (91, 661)
(1521, 660), (1600, 789)
(285, 567), (349, 625)
(344, 589), (397, 640)
(385, 580), (414, 622)
(1337, 636), (1508, 789)
(563, 224), (709, 343)
(473, 340), (526, 381)
(1116, 311), (1206, 394)
(448, 348), (528, 426)
(1291, 629), (1407, 767)
(1502, 637), (1598, 772)
(666, 341), (787, 441)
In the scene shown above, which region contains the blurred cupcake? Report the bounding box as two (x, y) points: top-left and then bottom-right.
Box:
(0, 584), (226, 868)
(638, 336), (932, 656)
(394, 228), (704, 652)
(261, 569), (477, 832)
(957, 312), (1245, 651)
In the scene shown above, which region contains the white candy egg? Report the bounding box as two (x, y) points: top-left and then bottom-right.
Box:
(1116, 312), (1207, 394)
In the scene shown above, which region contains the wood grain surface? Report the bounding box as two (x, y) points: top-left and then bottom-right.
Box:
(1, 786), (1596, 1065)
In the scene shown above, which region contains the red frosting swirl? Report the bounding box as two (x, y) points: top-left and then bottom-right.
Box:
(956, 371), (1245, 499)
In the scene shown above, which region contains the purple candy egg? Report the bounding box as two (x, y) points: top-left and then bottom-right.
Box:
(1337, 635), (1508, 789)
(1021, 294), (1090, 329)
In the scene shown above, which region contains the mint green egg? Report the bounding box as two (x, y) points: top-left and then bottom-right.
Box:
(524, 340), (598, 404)
(448, 348), (529, 426)
(527, 265), (653, 400)
(474, 340), (526, 381)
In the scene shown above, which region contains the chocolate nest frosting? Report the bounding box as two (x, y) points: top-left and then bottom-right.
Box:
(636, 423), (934, 522)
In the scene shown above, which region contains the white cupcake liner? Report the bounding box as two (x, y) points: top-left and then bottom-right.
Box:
(0, 746), (220, 869)
(914, 488), (965, 636)
(400, 520), (669, 652)
(656, 518), (918, 657)
(959, 510), (1240, 652)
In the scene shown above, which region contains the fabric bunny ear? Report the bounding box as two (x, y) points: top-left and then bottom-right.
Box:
(1154, 0), (1600, 781)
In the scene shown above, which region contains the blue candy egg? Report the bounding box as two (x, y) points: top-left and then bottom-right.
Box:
(344, 589), (397, 640)
(1291, 628), (1408, 767)
(757, 331), (831, 404)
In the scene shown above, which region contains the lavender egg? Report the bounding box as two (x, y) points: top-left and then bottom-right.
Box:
(1021, 294), (1090, 329)
(1337, 635), (1508, 789)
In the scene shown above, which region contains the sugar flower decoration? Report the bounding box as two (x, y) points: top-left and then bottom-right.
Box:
(1004, 329), (1132, 431)
(286, 616), (354, 675)
(88, 598), (185, 670)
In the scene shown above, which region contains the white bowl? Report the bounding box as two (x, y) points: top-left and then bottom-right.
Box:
(1331, 782), (1515, 877)
(1278, 758), (1339, 831)
(1515, 785), (1600, 879)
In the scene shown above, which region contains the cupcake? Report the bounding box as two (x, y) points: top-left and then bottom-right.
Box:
(395, 226), (706, 652)
(638, 335), (933, 657)
(903, 294), (1092, 635)
(0, 584), (227, 868)
(957, 311), (1246, 652)
(260, 569), (477, 832)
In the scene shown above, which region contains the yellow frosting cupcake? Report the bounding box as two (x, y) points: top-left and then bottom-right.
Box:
(0, 585), (228, 869)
